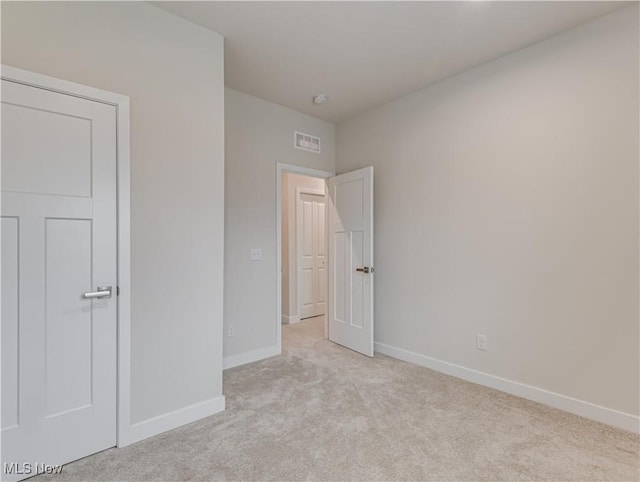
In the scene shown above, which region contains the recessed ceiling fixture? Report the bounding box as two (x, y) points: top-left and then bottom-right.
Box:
(313, 94), (328, 105)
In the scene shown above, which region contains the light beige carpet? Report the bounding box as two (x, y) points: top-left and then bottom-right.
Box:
(37, 317), (639, 481)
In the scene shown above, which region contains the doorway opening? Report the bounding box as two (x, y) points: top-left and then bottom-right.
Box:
(276, 164), (334, 352)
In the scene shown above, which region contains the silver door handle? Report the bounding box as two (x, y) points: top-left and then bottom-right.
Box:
(83, 286), (112, 299)
(355, 267), (374, 273)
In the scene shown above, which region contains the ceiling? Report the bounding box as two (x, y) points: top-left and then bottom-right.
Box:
(155, 1), (628, 123)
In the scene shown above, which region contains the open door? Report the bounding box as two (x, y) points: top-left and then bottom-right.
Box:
(327, 166), (374, 357)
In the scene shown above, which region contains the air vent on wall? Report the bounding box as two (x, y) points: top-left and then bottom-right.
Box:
(294, 131), (321, 153)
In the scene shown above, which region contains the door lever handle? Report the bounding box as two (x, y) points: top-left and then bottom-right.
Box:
(355, 267), (374, 274)
(83, 286), (112, 299)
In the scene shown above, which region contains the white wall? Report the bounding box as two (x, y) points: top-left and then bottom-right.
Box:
(282, 173), (326, 322)
(2, 1), (226, 435)
(225, 88), (334, 362)
(337, 6), (639, 422)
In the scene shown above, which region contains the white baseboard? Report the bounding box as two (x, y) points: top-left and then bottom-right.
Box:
(374, 342), (639, 434)
(223, 344), (280, 370)
(282, 314), (300, 325)
(122, 395), (226, 446)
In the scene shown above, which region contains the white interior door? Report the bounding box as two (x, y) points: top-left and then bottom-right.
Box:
(327, 167), (374, 357)
(297, 192), (326, 319)
(1, 79), (117, 480)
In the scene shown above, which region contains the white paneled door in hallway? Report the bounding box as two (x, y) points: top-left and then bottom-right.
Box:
(298, 192), (326, 320)
(327, 167), (374, 357)
(1, 79), (117, 481)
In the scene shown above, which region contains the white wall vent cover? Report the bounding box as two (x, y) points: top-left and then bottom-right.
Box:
(294, 131), (321, 153)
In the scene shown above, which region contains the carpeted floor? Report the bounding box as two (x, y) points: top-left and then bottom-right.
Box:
(38, 317), (639, 481)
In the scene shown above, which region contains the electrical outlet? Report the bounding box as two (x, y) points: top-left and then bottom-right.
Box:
(476, 334), (488, 351)
(250, 248), (262, 260)
(228, 324), (236, 337)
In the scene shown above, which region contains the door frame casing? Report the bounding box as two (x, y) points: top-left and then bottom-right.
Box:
(276, 163), (334, 352)
(295, 187), (326, 322)
(1, 65), (133, 447)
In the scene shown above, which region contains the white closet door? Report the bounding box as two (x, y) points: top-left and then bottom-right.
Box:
(298, 192), (326, 319)
(1, 79), (117, 480)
